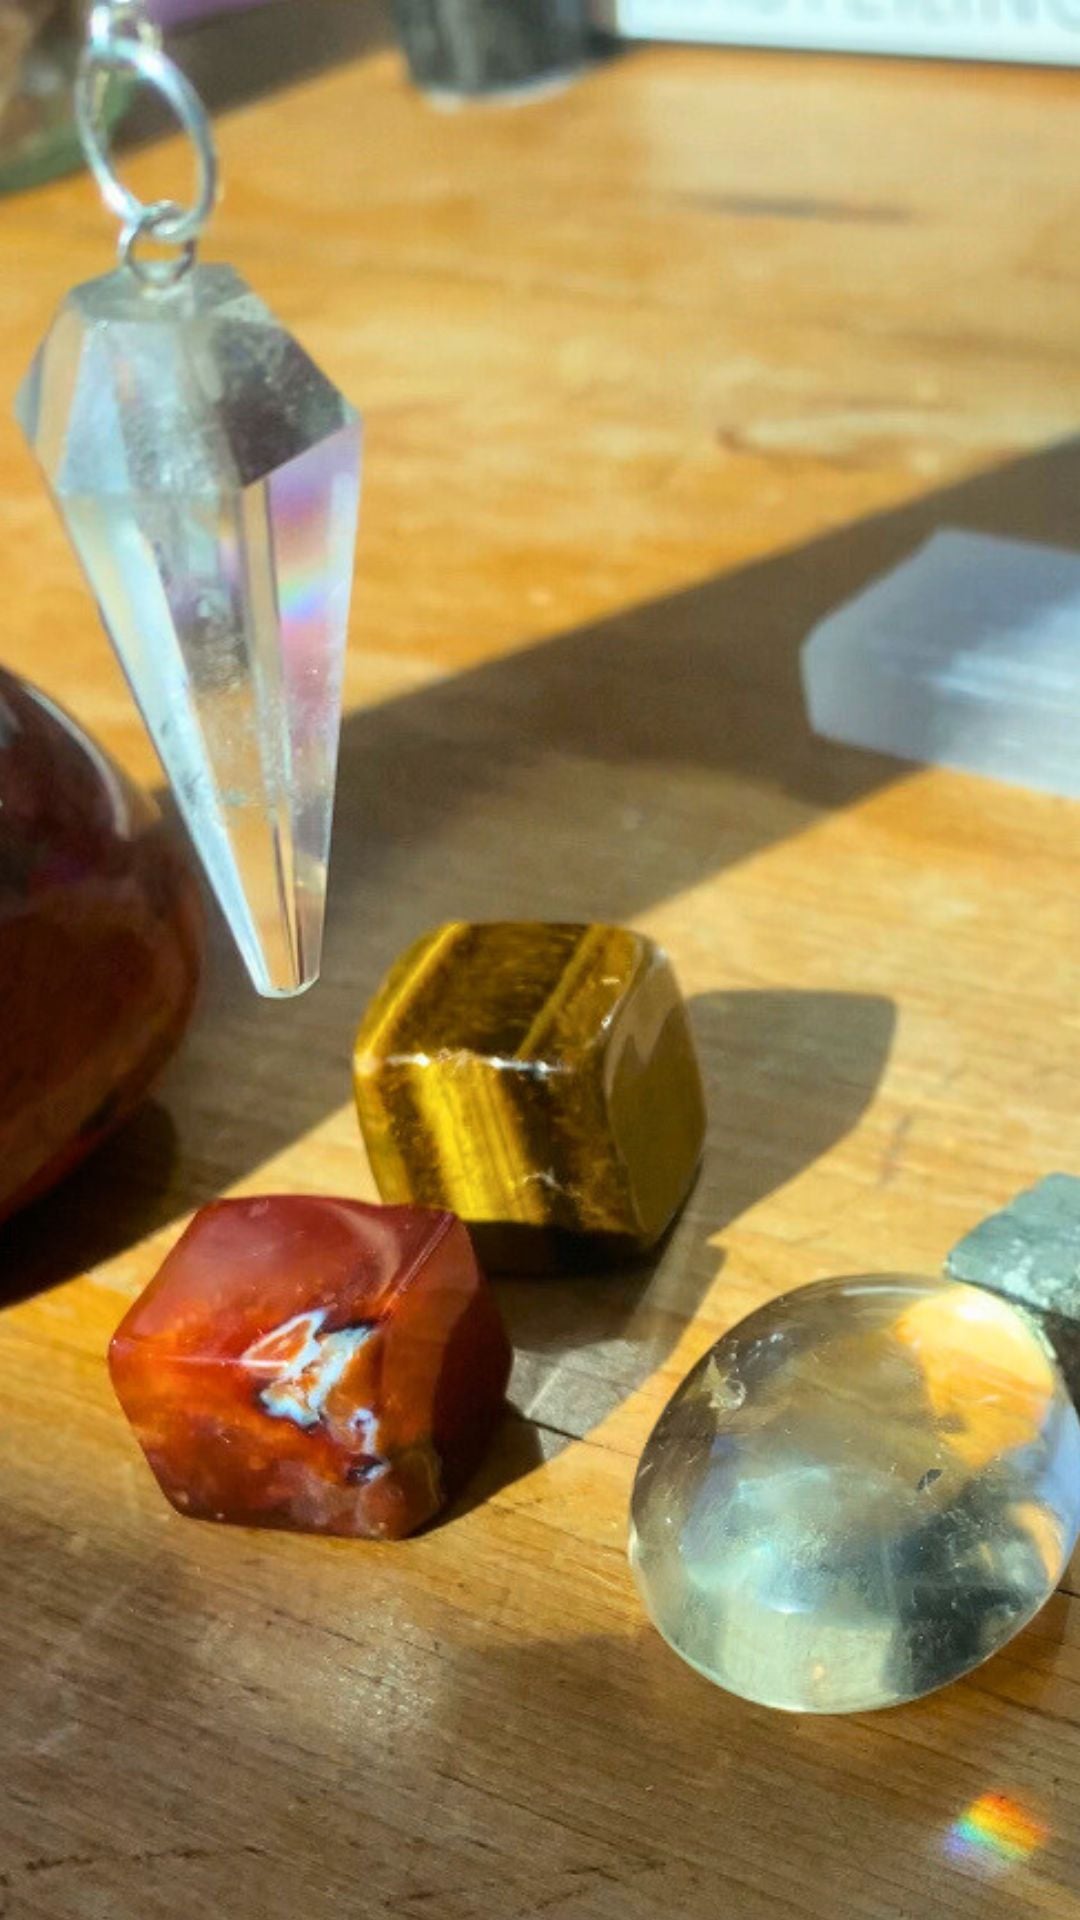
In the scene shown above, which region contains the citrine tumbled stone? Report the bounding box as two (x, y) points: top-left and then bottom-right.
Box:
(109, 1196), (512, 1540)
(353, 923), (706, 1265)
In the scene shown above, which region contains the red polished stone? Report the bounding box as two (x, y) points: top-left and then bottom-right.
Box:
(109, 1195), (513, 1539)
(0, 669), (203, 1225)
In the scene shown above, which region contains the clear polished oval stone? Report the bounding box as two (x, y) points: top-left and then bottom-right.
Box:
(629, 1274), (1080, 1714)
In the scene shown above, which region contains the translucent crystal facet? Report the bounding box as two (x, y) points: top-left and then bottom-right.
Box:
(630, 1274), (1080, 1713)
(17, 264), (361, 997)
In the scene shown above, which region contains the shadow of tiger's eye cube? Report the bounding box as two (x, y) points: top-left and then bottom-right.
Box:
(352, 923), (706, 1269)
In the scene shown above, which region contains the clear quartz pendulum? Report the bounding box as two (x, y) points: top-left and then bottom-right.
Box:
(16, 4), (361, 997)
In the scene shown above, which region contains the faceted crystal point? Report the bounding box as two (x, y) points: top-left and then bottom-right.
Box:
(630, 1274), (1080, 1713)
(17, 263), (362, 997)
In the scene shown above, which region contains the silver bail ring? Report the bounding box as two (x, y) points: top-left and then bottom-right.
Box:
(120, 199), (199, 286)
(75, 8), (218, 258)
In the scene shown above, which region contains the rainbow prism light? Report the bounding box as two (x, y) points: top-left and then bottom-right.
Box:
(17, 264), (361, 998)
(946, 1793), (1048, 1870)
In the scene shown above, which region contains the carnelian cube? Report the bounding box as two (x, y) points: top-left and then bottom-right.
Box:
(109, 1196), (512, 1540)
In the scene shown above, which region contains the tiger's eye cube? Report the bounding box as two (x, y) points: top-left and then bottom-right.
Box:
(353, 923), (706, 1266)
(109, 1196), (512, 1540)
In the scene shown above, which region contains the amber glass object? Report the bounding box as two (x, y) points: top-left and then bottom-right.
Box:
(353, 922), (706, 1267)
(0, 668), (203, 1226)
(109, 1195), (513, 1540)
(630, 1273), (1080, 1713)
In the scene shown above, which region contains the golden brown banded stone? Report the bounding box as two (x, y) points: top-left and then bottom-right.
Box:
(352, 923), (706, 1267)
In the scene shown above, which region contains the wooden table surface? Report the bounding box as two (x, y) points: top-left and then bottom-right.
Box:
(5, 16), (1080, 1918)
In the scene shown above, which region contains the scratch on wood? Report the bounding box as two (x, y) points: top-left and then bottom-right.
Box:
(22, 1853), (99, 1876)
(878, 1113), (914, 1188)
(680, 191), (910, 225)
(791, 1188), (871, 1251)
(524, 1857), (665, 1916)
(14, 1842), (265, 1881)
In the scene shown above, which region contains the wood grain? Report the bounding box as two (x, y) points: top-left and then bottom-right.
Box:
(5, 18), (1080, 1918)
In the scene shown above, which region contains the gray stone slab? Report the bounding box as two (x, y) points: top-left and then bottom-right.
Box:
(946, 1174), (1080, 1397)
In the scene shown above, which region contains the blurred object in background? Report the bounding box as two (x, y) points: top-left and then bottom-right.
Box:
(391, 0), (589, 99)
(0, 0), (385, 197)
(155, 0), (265, 18)
(0, 668), (203, 1229)
(0, 0), (55, 109)
(595, 0), (1080, 64)
(0, 0), (99, 192)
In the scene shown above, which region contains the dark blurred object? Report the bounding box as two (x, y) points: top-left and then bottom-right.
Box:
(140, 0), (391, 126)
(0, 0), (97, 192)
(0, 670), (203, 1228)
(0, 1), (390, 195)
(0, 0), (54, 107)
(156, 0), (265, 19)
(391, 0), (588, 98)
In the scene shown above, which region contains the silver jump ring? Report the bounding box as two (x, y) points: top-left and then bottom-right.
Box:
(120, 199), (198, 286)
(75, 34), (218, 252)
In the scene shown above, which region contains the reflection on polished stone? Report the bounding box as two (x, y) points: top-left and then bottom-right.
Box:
(629, 1273), (1080, 1713)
